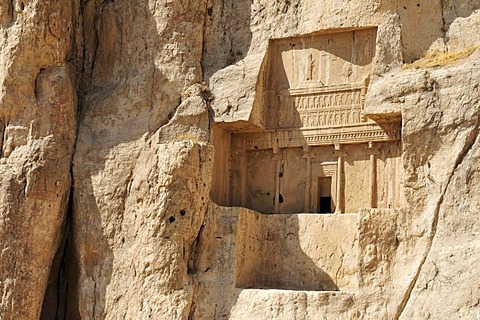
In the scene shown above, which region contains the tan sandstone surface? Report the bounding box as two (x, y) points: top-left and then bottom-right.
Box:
(0, 0), (479, 319)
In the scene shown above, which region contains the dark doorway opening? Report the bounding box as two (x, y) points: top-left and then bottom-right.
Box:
(319, 196), (332, 213)
(318, 177), (334, 213)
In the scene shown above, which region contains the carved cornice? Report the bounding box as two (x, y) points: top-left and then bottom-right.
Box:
(283, 83), (365, 96)
(238, 122), (401, 150)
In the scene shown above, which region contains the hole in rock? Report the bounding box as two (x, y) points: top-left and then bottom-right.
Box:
(169, 216), (176, 223)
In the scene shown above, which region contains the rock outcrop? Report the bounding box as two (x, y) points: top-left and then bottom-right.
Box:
(0, 0), (479, 319)
(0, 2), (77, 319)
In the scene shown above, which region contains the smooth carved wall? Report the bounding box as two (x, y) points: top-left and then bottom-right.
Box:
(235, 211), (359, 292)
(237, 142), (403, 214)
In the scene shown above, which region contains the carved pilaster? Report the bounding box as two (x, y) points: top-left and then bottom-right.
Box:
(334, 144), (347, 214)
(302, 146), (316, 212)
(240, 138), (248, 207)
(272, 137), (281, 213)
(272, 153), (281, 213)
(368, 141), (380, 208)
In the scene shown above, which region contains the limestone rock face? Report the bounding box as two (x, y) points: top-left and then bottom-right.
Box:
(0, 1), (77, 319)
(71, 1), (209, 318)
(197, 1), (480, 319)
(395, 56), (480, 320)
(0, 0), (480, 319)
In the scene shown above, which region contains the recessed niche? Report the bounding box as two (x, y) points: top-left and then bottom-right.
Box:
(209, 28), (404, 293)
(211, 27), (404, 214)
(235, 211), (358, 291)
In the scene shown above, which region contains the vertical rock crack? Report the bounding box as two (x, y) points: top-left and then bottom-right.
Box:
(395, 117), (480, 319)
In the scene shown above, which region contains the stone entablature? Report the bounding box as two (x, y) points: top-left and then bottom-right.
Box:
(238, 122), (401, 151)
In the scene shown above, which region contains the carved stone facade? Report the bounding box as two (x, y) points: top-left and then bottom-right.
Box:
(265, 28), (376, 130)
(210, 28), (404, 292)
(213, 28), (404, 215)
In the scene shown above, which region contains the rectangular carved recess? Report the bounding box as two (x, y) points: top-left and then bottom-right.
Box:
(222, 28), (405, 293)
(234, 210), (359, 292)
(226, 28), (404, 215)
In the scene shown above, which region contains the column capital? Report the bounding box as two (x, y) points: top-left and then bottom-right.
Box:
(367, 141), (380, 155)
(334, 143), (347, 157)
(272, 132), (279, 154)
(303, 151), (316, 160)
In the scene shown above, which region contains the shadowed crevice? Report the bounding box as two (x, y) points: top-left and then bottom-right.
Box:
(40, 188), (80, 320)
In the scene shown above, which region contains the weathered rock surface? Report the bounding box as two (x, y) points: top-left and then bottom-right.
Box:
(71, 1), (210, 318)
(198, 1), (480, 319)
(0, 1), (77, 319)
(0, 0), (479, 319)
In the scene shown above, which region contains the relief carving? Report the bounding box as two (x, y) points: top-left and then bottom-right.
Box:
(306, 53), (316, 81)
(266, 28), (378, 132)
(277, 86), (365, 128)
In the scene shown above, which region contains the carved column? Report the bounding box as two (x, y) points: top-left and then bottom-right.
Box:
(272, 137), (281, 213)
(334, 144), (347, 214)
(303, 146), (316, 212)
(230, 135), (247, 207)
(240, 138), (248, 207)
(368, 142), (380, 208)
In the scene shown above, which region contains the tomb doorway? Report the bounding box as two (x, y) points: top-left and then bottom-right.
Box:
(318, 176), (334, 213)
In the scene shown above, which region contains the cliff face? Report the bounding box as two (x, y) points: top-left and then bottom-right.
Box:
(0, 1), (479, 319)
(72, 2), (210, 318)
(0, 1), (77, 318)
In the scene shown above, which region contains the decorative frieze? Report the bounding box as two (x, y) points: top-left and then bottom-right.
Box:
(240, 122), (401, 151)
(268, 84), (368, 129)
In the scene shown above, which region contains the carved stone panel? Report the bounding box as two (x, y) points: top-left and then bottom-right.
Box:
(266, 28), (377, 131)
(276, 87), (365, 128)
(212, 28), (404, 216)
